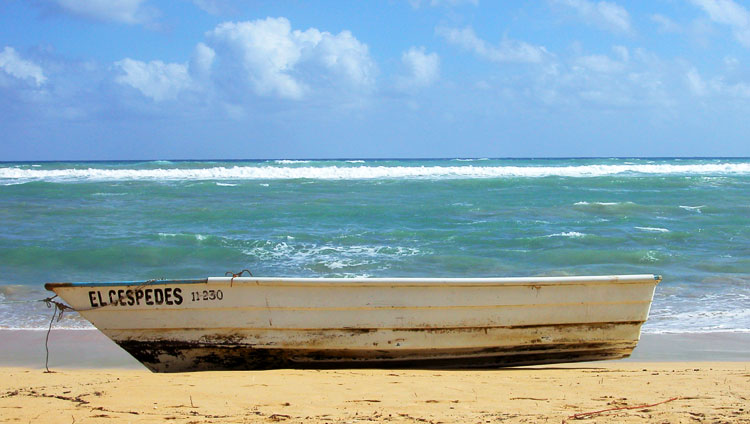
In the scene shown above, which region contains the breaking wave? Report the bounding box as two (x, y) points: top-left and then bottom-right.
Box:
(3, 162), (750, 182)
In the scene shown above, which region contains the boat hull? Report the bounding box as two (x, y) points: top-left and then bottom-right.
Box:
(45, 275), (660, 372)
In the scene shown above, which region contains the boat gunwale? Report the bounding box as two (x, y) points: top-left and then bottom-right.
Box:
(45, 274), (661, 291)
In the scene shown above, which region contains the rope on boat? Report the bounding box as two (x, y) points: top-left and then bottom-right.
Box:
(0, 295), (76, 372)
(226, 269), (253, 287)
(10, 272), (249, 371)
(42, 295), (75, 373)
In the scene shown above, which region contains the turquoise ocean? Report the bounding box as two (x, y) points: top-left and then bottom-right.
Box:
(1, 158), (748, 334)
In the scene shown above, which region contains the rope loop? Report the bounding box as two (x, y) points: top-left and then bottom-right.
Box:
(43, 296), (75, 322)
(225, 269), (253, 278)
(225, 269), (253, 287)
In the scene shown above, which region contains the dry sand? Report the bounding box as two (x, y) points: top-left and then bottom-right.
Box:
(1, 362), (748, 423)
(1, 330), (748, 422)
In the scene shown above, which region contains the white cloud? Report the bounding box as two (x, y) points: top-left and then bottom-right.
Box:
(111, 17), (375, 102)
(115, 58), (192, 101)
(0, 47), (47, 86)
(553, 0), (632, 34)
(190, 42), (215, 79)
(437, 26), (549, 63)
(206, 17), (375, 100)
(524, 45), (681, 111)
(209, 18), (306, 99)
(396, 47), (440, 90)
(690, 0), (750, 47)
(50, 0), (156, 24)
(307, 29), (376, 87)
(685, 67), (750, 98)
(650, 13), (715, 47)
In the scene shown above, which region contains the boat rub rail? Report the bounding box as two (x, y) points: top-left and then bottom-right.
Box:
(45, 274), (662, 290)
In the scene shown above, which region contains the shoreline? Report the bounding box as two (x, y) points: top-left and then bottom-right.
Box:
(1, 329), (748, 370)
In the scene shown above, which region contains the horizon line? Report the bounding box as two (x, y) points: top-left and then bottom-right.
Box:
(2, 156), (750, 164)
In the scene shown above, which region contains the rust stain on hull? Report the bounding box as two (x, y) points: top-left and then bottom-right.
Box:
(116, 339), (635, 372)
(114, 322), (641, 372)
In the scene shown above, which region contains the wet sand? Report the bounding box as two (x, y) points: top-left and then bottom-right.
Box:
(0, 329), (748, 423)
(2, 329), (749, 369)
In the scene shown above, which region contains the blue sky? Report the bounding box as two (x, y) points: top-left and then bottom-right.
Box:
(2, 0), (750, 160)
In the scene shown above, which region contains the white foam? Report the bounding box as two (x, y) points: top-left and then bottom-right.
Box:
(635, 226), (670, 233)
(274, 160), (311, 164)
(4, 162), (750, 182)
(158, 232), (208, 241)
(574, 201), (620, 206)
(215, 182), (237, 186)
(242, 242), (422, 272)
(680, 205), (705, 213)
(644, 305), (750, 334)
(545, 231), (586, 238)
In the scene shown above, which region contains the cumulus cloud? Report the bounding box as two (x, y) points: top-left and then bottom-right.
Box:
(206, 17), (376, 99)
(0, 47), (47, 86)
(112, 17), (376, 102)
(553, 0), (632, 34)
(437, 26), (549, 63)
(115, 58), (192, 101)
(396, 47), (439, 90)
(190, 42), (215, 79)
(690, 0), (750, 47)
(48, 0), (157, 25)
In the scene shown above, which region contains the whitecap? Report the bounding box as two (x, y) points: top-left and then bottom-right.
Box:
(635, 226), (670, 233)
(679, 205), (705, 213)
(545, 231), (586, 238)
(574, 201), (620, 206)
(215, 182), (237, 186)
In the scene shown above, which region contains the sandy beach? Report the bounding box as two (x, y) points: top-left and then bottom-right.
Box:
(0, 330), (748, 423)
(1, 363), (747, 423)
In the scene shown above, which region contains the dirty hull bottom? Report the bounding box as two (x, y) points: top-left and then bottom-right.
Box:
(115, 340), (637, 373)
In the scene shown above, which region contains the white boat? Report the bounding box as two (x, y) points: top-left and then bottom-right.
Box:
(45, 274), (660, 372)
